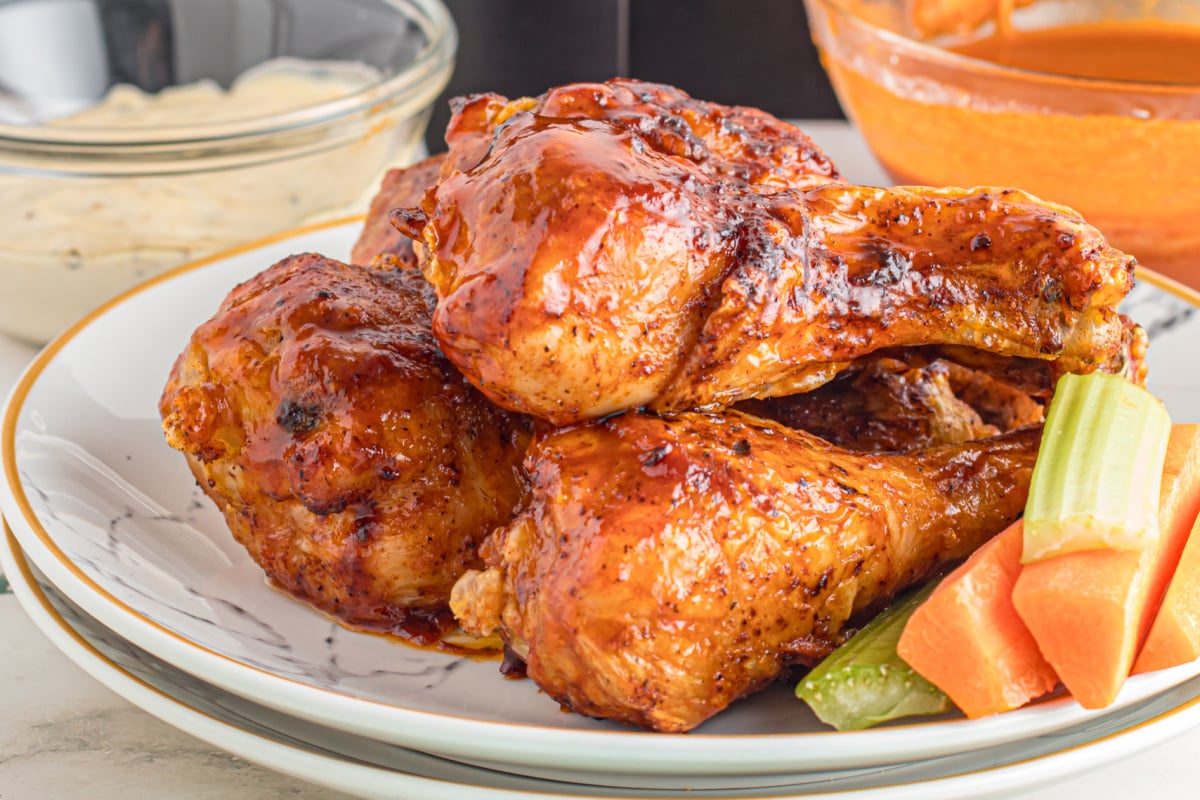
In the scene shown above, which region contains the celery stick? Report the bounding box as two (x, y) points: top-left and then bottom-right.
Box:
(1023, 372), (1171, 563)
(796, 582), (950, 731)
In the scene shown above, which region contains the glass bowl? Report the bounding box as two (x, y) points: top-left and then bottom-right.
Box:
(803, 0), (1200, 289)
(0, 0), (456, 344)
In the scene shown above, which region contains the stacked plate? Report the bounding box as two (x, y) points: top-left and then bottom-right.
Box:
(4, 220), (1200, 800)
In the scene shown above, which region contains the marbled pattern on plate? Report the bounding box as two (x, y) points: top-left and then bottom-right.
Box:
(0, 597), (352, 800)
(10, 533), (1200, 800)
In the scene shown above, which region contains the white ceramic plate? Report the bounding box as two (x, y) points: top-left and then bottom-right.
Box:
(2, 220), (1200, 786)
(9, 521), (1200, 800)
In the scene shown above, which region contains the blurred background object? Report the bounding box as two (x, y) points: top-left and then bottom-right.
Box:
(96, 0), (176, 92)
(0, 0), (455, 343)
(0, 0), (111, 122)
(427, 0), (845, 152)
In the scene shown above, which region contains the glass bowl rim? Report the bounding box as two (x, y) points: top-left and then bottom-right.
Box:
(0, 0), (457, 151)
(806, 0), (1200, 94)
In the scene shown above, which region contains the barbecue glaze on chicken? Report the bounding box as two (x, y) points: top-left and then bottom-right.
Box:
(159, 77), (1151, 734)
(452, 411), (1040, 731)
(160, 254), (530, 636)
(351, 153), (446, 268)
(396, 79), (1135, 425)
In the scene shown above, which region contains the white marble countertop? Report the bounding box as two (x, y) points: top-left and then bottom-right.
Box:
(2, 122), (1199, 799)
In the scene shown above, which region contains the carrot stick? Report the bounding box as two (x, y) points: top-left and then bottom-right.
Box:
(1013, 423), (1200, 707)
(1134, 514), (1200, 673)
(1133, 423), (1200, 672)
(897, 520), (1059, 718)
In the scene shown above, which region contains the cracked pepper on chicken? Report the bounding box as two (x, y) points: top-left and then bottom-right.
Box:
(161, 78), (1148, 733)
(159, 253), (530, 638)
(452, 411), (1040, 732)
(395, 79), (1135, 425)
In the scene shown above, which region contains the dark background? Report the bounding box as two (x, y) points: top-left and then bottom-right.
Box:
(426, 0), (845, 151)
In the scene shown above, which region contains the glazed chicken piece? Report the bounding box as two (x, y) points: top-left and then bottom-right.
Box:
(350, 153), (446, 268)
(739, 353), (1045, 451)
(160, 253), (530, 637)
(427, 79), (841, 191)
(933, 308), (1148, 394)
(452, 411), (1039, 732)
(396, 81), (1135, 425)
(742, 307), (1148, 451)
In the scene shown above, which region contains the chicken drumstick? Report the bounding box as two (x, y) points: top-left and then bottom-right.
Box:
(397, 81), (1134, 425)
(452, 410), (1039, 732)
(161, 254), (530, 636)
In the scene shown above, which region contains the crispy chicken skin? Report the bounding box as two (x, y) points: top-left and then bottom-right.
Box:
(431, 79), (842, 191)
(397, 81), (1135, 425)
(155, 72), (1151, 737)
(452, 411), (1039, 732)
(748, 311), (1145, 452)
(350, 153), (446, 268)
(739, 353), (1045, 451)
(160, 253), (530, 634)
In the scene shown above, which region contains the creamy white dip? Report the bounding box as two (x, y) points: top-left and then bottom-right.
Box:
(0, 58), (418, 344)
(56, 58), (380, 128)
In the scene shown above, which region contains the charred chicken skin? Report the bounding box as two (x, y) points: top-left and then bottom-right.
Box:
(396, 80), (1135, 425)
(426, 79), (842, 192)
(160, 253), (530, 636)
(157, 76), (1148, 737)
(739, 352), (1045, 451)
(452, 411), (1040, 732)
(739, 307), (1146, 452)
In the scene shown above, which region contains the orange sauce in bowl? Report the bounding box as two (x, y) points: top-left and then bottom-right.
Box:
(823, 17), (1200, 287)
(949, 22), (1200, 84)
